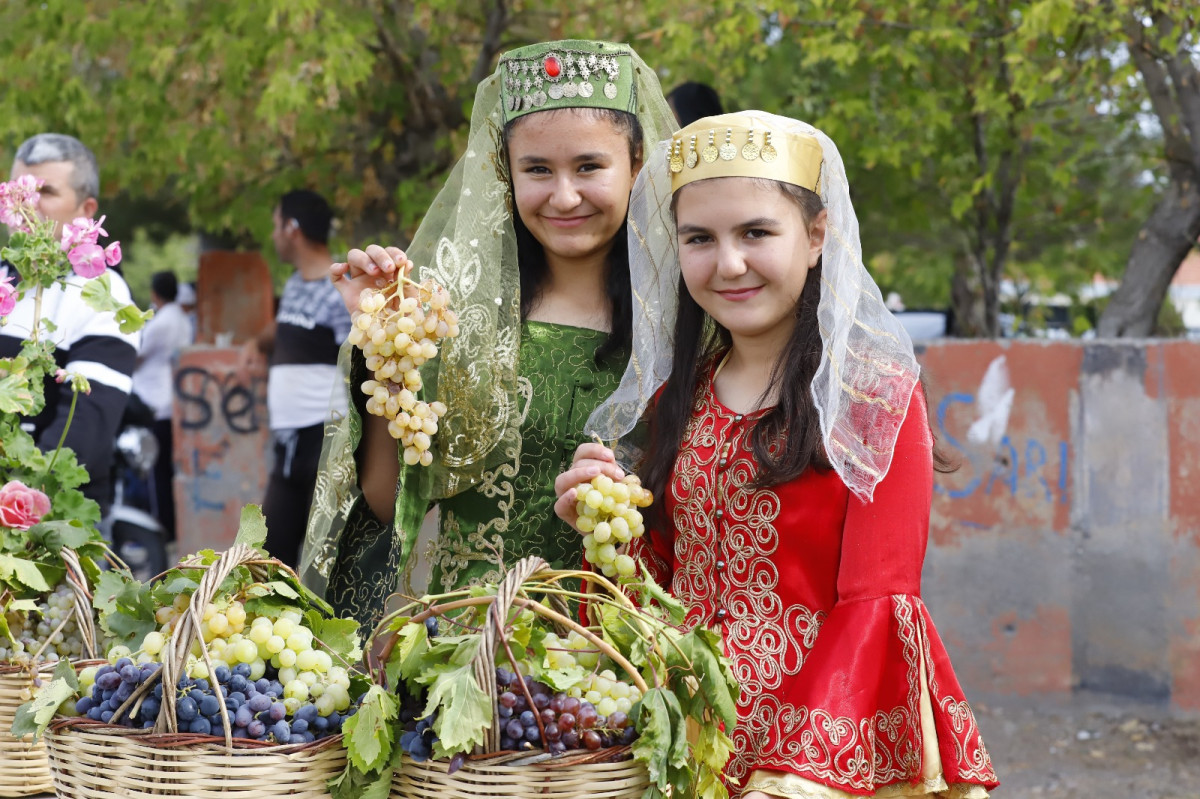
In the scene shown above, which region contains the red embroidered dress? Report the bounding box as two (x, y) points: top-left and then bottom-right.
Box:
(636, 375), (998, 798)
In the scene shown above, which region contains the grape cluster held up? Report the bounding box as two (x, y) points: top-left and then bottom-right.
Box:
(574, 474), (653, 578)
(348, 274), (459, 466)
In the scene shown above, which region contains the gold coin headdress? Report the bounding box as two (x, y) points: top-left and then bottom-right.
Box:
(588, 110), (921, 501)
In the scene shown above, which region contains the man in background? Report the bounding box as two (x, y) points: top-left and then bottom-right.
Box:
(131, 270), (193, 540)
(239, 190), (350, 568)
(1, 133), (140, 516)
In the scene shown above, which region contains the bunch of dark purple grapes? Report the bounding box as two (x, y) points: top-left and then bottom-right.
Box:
(494, 667), (637, 754)
(75, 658), (161, 727)
(77, 660), (353, 745)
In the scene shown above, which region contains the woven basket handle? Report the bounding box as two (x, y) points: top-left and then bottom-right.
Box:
(468, 556), (552, 752)
(58, 547), (99, 660)
(154, 543), (263, 742)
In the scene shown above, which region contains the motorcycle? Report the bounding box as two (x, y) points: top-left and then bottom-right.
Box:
(101, 400), (169, 582)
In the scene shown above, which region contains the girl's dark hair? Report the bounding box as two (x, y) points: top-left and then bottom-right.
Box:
(502, 108), (643, 365)
(642, 180), (828, 530)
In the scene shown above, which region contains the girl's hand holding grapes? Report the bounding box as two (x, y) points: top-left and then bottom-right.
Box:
(331, 244), (413, 314)
(553, 442), (625, 531)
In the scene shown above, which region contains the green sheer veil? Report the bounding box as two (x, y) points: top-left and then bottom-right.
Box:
(301, 40), (677, 596)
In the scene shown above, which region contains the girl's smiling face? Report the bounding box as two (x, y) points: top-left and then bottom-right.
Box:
(674, 177), (826, 346)
(507, 109), (641, 266)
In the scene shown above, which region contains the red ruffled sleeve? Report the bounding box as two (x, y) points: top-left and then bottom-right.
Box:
(746, 387), (998, 795)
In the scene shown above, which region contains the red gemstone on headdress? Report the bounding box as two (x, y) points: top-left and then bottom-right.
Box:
(544, 56), (561, 78)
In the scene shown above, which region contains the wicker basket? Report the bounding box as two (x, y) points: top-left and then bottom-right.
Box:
(44, 543), (348, 798)
(381, 557), (653, 799)
(0, 548), (101, 798)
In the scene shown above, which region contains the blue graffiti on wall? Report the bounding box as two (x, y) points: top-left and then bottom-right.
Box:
(933, 392), (1068, 503)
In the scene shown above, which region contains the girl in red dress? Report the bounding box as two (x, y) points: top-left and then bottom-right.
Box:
(554, 112), (999, 799)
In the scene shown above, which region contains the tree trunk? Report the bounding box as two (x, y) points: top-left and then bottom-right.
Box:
(1096, 176), (1200, 336)
(1096, 10), (1200, 337)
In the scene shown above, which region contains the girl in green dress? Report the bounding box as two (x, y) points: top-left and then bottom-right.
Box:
(300, 40), (677, 628)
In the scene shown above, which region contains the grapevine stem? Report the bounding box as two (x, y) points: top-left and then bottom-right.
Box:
(495, 604), (549, 752)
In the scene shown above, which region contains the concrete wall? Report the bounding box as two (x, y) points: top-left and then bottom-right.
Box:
(919, 340), (1200, 713)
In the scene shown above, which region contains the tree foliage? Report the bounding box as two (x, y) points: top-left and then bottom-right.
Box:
(0, 1), (1193, 337)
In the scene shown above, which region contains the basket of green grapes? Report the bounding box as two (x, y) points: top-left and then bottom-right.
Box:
(22, 529), (367, 799)
(334, 555), (740, 799)
(1, 542), (104, 799)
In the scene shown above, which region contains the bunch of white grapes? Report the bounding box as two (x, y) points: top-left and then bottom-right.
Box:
(565, 668), (643, 718)
(348, 275), (459, 467)
(125, 597), (353, 718)
(0, 582), (87, 665)
(541, 629), (601, 671)
(574, 473), (653, 578)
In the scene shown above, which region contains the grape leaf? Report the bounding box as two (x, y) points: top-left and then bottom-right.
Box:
(11, 661), (78, 741)
(632, 688), (689, 791)
(93, 568), (157, 646)
(267, 580), (300, 600)
(634, 564), (686, 626)
(425, 661), (491, 757)
(234, 503), (268, 552)
(385, 620), (427, 692)
(693, 724), (734, 799)
(664, 628), (739, 731)
(342, 684), (397, 773)
(303, 609), (362, 664)
(0, 554), (50, 592)
(329, 763), (393, 799)
(27, 520), (95, 551)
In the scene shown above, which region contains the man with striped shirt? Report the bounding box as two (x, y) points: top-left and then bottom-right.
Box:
(239, 190), (350, 567)
(2, 133), (140, 517)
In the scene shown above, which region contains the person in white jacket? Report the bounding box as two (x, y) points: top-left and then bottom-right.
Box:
(132, 271), (193, 539)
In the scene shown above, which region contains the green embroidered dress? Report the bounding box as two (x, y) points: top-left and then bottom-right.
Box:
(320, 322), (625, 628)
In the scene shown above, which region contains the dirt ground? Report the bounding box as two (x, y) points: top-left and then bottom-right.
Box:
(975, 693), (1200, 798)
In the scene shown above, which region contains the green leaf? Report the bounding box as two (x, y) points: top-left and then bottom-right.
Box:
(342, 684), (397, 773)
(235, 504), (268, 552)
(303, 609), (362, 664)
(0, 372), (37, 414)
(631, 688), (678, 789)
(329, 763), (393, 799)
(0, 554), (51, 592)
(115, 303), (153, 334)
(664, 628), (740, 731)
(424, 661), (491, 756)
(385, 619), (427, 691)
(11, 673), (76, 741)
(267, 580), (300, 600)
(634, 564), (686, 626)
(93, 568), (157, 647)
(27, 519), (96, 551)
(79, 274), (124, 313)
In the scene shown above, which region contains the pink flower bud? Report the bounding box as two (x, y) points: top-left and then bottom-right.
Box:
(0, 480), (52, 530)
(104, 241), (122, 266)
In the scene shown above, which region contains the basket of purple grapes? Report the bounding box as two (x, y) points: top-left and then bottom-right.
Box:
(333, 556), (739, 799)
(31, 542), (366, 798)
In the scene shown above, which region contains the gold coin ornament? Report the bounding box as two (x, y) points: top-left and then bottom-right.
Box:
(685, 134), (699, 169)
(760, 131), (778, 162)
(669, 140), (684, 173)
(702, 129), (719, 163)
(741, 129), (760, 161)
(719, 128), (737, 161)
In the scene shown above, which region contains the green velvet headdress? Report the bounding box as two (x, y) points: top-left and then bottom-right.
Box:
(499, 40), (637, 123)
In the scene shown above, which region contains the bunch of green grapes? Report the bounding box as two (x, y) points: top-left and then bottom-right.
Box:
(541, 630), (601, 671)
(123, 600), (353, 718)
(348, 276), (459, 466)
(574, 474), (653, 577)
(564, 668), (643, 718)
(0, 582), (88, 665)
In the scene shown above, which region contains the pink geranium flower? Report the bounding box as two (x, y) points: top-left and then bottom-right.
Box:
(68, 242), (107, 278)
(0, 276), (15, 317)
(60, 215), (109, 252)
(104, 241), (122, 267)
(0, 480), (51, 530)
(0, 175), (43, 234)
